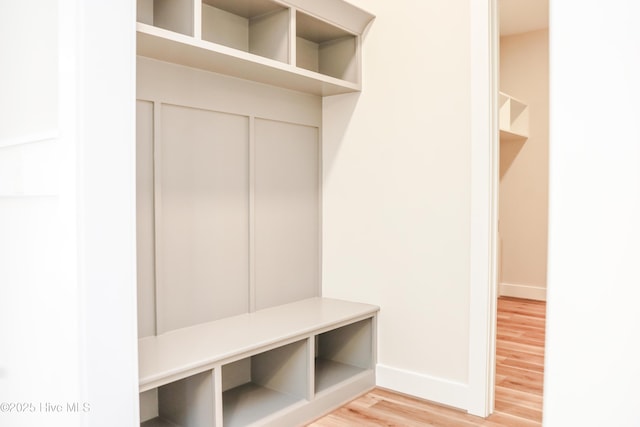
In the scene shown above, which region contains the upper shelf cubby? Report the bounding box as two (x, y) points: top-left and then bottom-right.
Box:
(296, 11), (357, 83)
(201, 0), (289, 63)
(136, 0), (375, 96)
(137, 0), (194, 36)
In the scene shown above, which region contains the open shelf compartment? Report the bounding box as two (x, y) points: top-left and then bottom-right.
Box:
(202, 0), (290, 63)
(296, 11), (358, 83)
(140, 370), (215, 427)
(314, 318), (373, 394)
(137, 0), (194, 36)
(222, 339), (309, 427)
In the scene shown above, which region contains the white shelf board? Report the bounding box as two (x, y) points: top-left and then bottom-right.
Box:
(139, 297), (379, 391)
(500, 129), (528, 141)
(223, 382), (304, 427)
(137, 23), (360, 96)
(315, 358), (368, 393)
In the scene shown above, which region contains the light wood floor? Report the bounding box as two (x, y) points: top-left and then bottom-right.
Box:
(309, 297), (546, 426)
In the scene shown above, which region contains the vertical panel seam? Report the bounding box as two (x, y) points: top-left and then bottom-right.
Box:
(152, 101), (162, 334)
(249, 116), (257, 313)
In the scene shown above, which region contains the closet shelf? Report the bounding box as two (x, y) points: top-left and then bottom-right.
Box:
(499, 92), (529, 140)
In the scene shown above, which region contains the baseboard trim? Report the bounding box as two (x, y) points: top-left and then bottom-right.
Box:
(499, 282), (546, 301)
(376, 364), (468, 411)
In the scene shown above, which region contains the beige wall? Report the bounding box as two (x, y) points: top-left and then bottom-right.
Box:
(322, 0), (472, 406)
(499, 29), (549, 298)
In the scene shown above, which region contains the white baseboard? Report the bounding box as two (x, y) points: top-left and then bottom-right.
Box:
(376, 364), (468, 411)
(499, 282), (546, 301)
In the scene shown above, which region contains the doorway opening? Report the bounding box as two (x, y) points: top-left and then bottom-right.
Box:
(493, 0), (549, 423)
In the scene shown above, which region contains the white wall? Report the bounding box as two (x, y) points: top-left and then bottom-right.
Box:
(0, 1), (138, 426)
(544, 0), (640, 425)
(499, 29), (549, 300)
(0, 2), (81, 426)
(322, 0), (473, 408)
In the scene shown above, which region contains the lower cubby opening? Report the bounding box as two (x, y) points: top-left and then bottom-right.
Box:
(222, 339), (308, 427)
(140, 370), (215, 427)
(315, 318), (373, 393)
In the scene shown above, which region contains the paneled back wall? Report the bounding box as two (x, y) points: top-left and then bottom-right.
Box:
(137, 57), (321, 337)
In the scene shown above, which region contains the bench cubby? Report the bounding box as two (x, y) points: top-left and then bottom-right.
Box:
(222, 340), (308, 427)
(315, 318), (373, 394)
(140, 370), (216, 427)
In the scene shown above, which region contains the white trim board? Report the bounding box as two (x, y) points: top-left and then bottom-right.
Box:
(467, 0), (499, 418)
(376, 364), (468, 411)
(499, 283), (547, 301)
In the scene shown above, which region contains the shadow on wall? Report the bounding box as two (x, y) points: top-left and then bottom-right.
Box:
(500, 139), (526, 180)
(322, 92), (361, 180)
(322, 20), (374, 179)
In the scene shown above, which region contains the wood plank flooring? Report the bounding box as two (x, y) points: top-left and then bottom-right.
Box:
(308, 297), (546, 426)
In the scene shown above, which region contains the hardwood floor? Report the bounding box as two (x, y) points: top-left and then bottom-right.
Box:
(309, 297), (546, 426)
